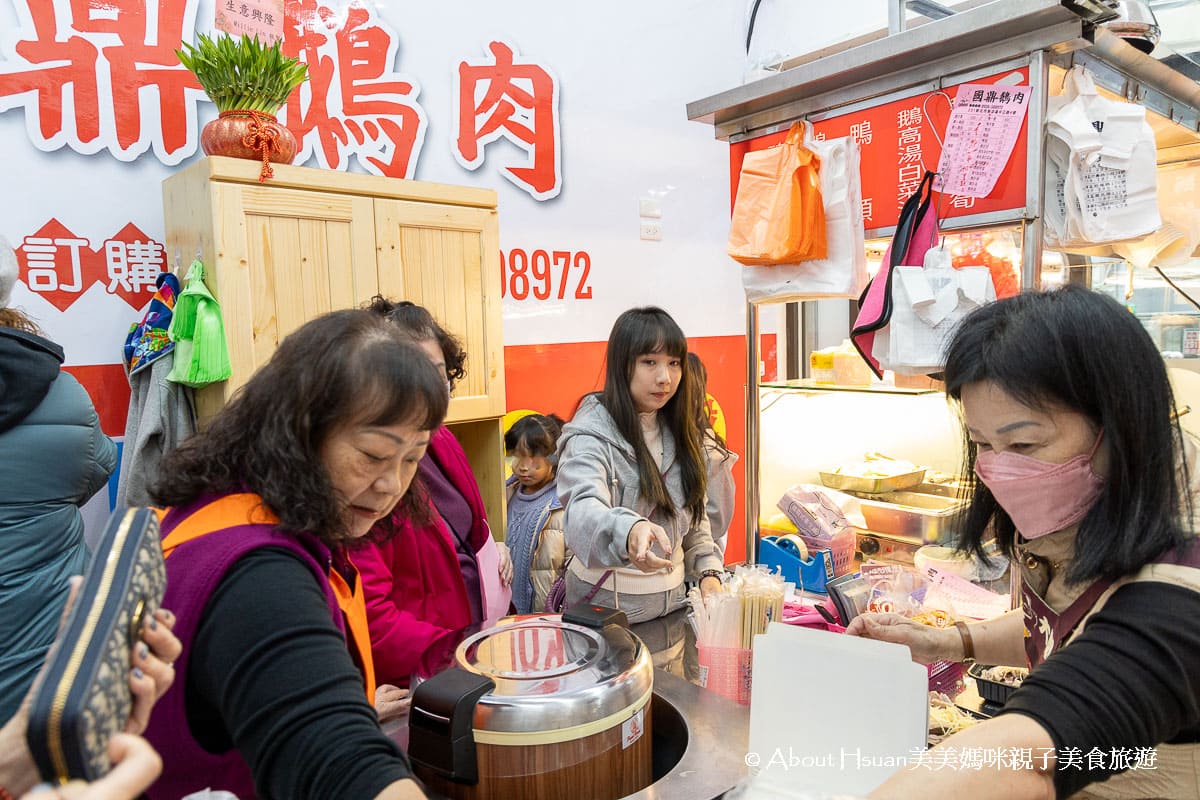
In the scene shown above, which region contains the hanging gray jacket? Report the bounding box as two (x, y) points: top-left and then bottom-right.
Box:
(556, 395), (722, 599)
(0, 329), (116, 723)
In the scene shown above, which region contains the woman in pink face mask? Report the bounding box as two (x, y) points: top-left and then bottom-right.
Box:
(849, 286), (1200, 800)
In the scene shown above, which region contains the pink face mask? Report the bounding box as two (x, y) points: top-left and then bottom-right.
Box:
(973, 431), (1106, 540)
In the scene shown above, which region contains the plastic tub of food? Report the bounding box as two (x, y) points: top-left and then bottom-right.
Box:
(810, 349), (835, 384)
(968, 663), (1027, 706)
(913, 545), (975, 579)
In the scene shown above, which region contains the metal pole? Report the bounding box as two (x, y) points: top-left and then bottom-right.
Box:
(888, 0), (907, 34)
(1022, 48), (1049, 289)
(744, 301), (760, 565)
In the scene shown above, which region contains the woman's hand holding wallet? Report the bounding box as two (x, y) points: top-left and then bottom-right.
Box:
(126, 607), (182, 734)
(0, 578), (181, 798)
(21, 734), (163, 800)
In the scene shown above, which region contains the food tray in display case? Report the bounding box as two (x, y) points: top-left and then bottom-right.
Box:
(819, 469), (926, 495)
(855, 490), (965, 544)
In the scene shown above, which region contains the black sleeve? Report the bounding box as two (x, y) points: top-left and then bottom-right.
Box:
(189, 548), (414, 800)
(999, 581), (1200, 798)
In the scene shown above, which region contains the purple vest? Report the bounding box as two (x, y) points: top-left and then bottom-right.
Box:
(1022, 537), (1200, 668)
(143, 495), (343, 800)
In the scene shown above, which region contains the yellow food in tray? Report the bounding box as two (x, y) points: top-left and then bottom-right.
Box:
(820, 453), (926, 494)
(829, 453), (920, 478)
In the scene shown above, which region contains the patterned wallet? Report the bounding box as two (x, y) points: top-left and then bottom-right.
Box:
(26, 507), (167, 782)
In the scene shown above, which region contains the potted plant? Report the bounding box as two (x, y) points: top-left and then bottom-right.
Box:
(177, 32), (308, 180)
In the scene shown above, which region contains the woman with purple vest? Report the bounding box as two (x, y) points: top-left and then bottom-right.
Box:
(144, 310), (441, 800)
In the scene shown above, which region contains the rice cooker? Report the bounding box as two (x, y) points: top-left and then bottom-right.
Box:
(409, 614), (654, 799)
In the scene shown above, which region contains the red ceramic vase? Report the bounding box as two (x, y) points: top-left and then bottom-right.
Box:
(200, 111), (297, 164)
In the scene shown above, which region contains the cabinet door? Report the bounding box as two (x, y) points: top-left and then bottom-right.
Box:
(373, 199), (505, 422)
(211, 184), (378, 401)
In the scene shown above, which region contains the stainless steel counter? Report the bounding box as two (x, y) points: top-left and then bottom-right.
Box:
(624, 667), (749, 799)
(390, 606), (750, 799)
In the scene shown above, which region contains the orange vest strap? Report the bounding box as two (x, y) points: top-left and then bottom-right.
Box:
(161, 493), (279, 559)
(329, 566), (377, 701)
(160, 493), (376, 703)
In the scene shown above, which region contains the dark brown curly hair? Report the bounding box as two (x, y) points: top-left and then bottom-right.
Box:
(367, 296), (467, 390)
(150, 309), (448, 546)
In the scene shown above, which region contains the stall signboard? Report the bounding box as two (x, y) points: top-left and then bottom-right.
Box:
(0, 0), (754, 561)
(728, 67), (1031, 230)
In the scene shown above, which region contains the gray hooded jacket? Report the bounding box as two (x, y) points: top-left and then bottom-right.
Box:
(556, 395), (722, 596)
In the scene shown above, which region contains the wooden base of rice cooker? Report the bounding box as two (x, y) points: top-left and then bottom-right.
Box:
(418, 695), (653, 800)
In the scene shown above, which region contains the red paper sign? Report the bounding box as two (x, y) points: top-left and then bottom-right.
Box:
(729, 68), (1029, 231)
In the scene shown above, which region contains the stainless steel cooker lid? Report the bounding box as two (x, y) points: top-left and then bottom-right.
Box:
(455, 616), (653, 736)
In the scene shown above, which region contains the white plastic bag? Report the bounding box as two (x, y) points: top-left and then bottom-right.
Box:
(1113, 162), (1200, 269)
(742, 122), (868, 301)
(871, 247), (995, 375)
(1044, 67), (1161, 247)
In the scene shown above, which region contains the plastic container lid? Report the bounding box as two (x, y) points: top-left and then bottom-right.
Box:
(455, 616), (653, 740)
(810, 350), (835, 370)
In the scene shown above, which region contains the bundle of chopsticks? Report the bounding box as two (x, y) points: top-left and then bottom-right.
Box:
(688, 565), (785, 650)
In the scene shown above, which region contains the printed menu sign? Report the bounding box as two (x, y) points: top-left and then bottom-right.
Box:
(215, 0), (285, 45)
(936, 83), (1031, 199)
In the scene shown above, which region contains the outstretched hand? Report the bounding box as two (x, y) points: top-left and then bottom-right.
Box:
(626, 521), (673, 573)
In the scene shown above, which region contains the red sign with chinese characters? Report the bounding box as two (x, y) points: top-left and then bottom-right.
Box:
(16, 219), (166, 312)
(455, 41), (562, 201)
(0, 1), (563, 198)
(0, 0), (203, 162)
(729, 68), (1029, 230)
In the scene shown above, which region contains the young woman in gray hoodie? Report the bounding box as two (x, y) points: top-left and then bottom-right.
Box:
(556, 307), (724, 623)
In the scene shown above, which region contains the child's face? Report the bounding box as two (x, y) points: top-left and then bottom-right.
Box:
(511, 444), (554, 493)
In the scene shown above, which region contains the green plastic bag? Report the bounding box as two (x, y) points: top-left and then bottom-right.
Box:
(167, 261), (232, 387)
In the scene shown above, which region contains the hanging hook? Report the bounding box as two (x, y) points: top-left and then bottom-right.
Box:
(921, 88), (953, 159)
(921, 88), (954, 250)
(174, 248), (182, 273)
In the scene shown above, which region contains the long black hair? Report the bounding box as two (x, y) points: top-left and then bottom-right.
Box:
(600, 307), (707, 522)
(943, 286), (1191, 583)
(151, 309), (449, 545)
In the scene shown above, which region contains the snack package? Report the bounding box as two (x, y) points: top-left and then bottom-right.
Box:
(860, 561), (926, 617)
(776, 485), (852, 540)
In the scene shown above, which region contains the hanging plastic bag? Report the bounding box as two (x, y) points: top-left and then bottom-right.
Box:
(1044, 66), (1160, 247)
(1112, 162), (1200, 269)
(167, 261), (232, 388)
(872, 246), (996, 375)
(741, 121), (868, 300)
(728, 122), (827, 265)
(850, 170), (939, 377)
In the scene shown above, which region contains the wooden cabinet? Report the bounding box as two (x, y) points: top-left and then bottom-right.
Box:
(162, 156), (508, 535)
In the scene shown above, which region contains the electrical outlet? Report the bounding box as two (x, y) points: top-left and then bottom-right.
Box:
(639, 219), (663, 241)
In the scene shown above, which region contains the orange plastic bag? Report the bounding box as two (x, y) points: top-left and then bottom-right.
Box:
(728, 122), (827, 265)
